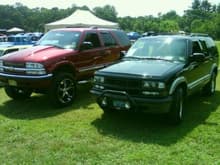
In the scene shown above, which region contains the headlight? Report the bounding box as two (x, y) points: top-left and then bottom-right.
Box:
(94, 76), (105, 83)
(25, 62), (46, 75)
(0, 60), (3, 72)
(143, 81), (165, 89)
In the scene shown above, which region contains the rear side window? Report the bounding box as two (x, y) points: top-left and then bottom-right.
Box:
(100, 32), (117, 47)
(84, 32), (101, 48)
(202, 37), (218, 57)
(112, 30), (131, 46)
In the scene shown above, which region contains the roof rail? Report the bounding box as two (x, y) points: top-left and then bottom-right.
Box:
(90, 26), (98, 29)
(190, 33), (209, 37)
(155, 31), (189, 36)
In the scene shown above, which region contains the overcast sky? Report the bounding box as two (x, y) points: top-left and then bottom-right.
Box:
(0, 0), (219, 17)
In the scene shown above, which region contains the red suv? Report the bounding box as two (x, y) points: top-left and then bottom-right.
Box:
(0, 28), (131, 107)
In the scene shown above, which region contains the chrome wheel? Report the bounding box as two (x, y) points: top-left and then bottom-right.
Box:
(49, 73), (76, 107)
(57, 78), (75, 104)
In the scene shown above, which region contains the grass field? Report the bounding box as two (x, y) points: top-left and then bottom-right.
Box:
(0, 43), (219, 164)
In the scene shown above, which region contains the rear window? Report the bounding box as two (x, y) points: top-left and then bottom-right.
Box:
(112, 30), (131, 46)
(100, 32), (117, 47)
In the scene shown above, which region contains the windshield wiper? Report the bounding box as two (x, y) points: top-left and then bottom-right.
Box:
(140, 57), (173, 62)
(124, 56), (174, 62)
(43, 44), (64, 49)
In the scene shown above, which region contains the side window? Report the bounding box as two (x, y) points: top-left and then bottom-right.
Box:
(199, 40), (209, 56)
(4, 49), (18, 55)
(100, 32), (117, 47)
(204, 38), (218, 57)
(192, 41), (202, 53)
(84, 33), (101, 49)
(112, 30), (131, 46)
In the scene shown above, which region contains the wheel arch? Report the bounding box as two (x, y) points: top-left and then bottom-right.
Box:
(52, 63), (76, 77)
(210, 63), (218, 76)
(169, 76), (188, 97)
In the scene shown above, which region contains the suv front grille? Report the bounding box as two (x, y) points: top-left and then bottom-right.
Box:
(3, 61), (26, 74)
(104, 77), (142, 95)
(4, 62), (25, 68)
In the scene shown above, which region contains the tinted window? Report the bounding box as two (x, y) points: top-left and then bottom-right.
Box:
(201, 37), (218, 57)
(100, 32), (117, 47)
(192, 41), (202, 53)
(84, 33), (101, 48)
(112, 30), (131, 46)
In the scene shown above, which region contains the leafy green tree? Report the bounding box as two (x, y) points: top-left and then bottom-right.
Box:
(93, 5), (118, 22)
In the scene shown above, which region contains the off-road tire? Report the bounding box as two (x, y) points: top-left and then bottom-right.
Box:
(49, 73), (76, 107)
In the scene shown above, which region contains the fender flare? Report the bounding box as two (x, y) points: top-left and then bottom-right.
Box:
(169, 76), (187, 95)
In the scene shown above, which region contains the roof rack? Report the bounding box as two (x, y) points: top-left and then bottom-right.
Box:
(190, 33), (209, 37)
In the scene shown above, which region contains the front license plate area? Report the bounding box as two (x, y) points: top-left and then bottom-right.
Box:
(113, 100), (130, 110)
(8, 80), (17, 86)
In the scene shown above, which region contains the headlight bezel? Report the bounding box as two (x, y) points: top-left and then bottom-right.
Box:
(142, 80), (165, 90)
(94, 75), (105, 84)
(25, 62), (46, 75)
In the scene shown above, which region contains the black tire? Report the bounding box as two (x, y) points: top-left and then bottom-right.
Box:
(203, 72), (216, 96)
(5, 86), (32, 100)
(49, 73), (76, 107)
(169, 87), (184, 125)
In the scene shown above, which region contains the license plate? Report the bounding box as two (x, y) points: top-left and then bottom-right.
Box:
(8, 80), (17, 86)
(113, 100), (126, 109)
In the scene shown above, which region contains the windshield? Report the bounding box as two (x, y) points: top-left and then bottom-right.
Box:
(125, 37), (187, 62)
(37, 31), (81, 49)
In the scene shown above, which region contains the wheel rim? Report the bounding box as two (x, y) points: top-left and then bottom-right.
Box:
(57, 78), (75, 104)
(211, 74), (216, 93)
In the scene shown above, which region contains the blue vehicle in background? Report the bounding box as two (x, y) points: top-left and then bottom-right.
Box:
(0, 32), (43, 47)
(127, 32), (141, 40)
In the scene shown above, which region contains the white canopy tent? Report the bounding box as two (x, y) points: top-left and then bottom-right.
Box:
(7, 27), (24, 33)
(45, 9), (119, 32)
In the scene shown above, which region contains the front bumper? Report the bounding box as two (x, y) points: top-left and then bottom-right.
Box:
(91, 89), (173, 114)
(0, 72), (53, 89)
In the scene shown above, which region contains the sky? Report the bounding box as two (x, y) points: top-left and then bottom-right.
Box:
(0, 0), (219, 17)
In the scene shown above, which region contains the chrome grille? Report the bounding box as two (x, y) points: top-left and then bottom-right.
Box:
(3, 61), (25, 74)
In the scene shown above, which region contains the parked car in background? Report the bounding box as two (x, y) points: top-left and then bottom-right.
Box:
(0, 27), (131, 107)
(127, 32), (141, 43)
(0, 34), (7, 42)
(0, 45), (32, 57)
(7, 34), (35, 45)
(91, 34), (219, 124)
(142, 31), (156, 37)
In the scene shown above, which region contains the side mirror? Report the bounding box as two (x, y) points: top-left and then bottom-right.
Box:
(79, 41), (93, 51)
(191, 53), (205, 62)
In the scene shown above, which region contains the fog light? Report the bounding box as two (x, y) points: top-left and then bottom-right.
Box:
(125, 102), (131, 109)
(101, 97), (107, 106)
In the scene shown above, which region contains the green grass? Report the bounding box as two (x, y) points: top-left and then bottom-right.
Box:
(0, 75), (220, 164)
(0, 43), (220, 164)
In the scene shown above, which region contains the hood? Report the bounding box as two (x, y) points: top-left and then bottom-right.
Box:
(0, 45), (76, 63)
(99, 60), (184, 78)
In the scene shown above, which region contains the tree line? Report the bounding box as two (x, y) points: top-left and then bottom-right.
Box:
(0, 0), (220, 39)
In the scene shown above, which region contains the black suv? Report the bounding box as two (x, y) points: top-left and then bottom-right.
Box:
(91, 34), (219, 124)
